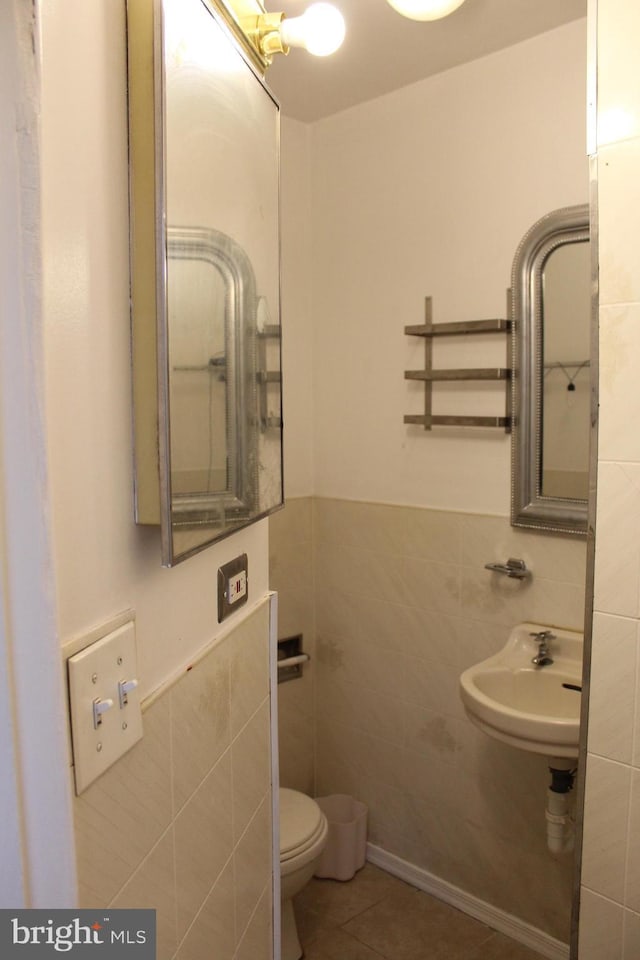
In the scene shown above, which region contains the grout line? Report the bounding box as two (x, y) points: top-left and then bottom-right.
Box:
(173, 850), (235, 957)
(338, 928), (393, 960)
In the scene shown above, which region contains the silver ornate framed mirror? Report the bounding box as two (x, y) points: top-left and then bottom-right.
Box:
(511, 204), (591, 536)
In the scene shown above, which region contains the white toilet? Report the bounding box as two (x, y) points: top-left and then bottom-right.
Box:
(279, 787), (329, 960)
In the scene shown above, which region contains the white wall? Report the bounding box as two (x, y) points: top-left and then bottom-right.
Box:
(40, 0), (270, 698)
(309, 20), (588, 514)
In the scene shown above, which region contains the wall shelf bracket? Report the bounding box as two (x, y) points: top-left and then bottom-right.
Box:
(404, 296), (512, 433)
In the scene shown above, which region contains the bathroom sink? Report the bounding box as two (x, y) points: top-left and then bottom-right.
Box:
(459, 622), (583, 758)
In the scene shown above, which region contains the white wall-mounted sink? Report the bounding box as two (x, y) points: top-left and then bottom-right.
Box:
(459, 622), (583, 758)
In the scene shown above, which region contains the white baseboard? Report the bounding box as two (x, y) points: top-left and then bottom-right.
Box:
(366, 843), (570, 960)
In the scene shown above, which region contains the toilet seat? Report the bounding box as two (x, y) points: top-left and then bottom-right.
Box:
(279, 788), (328, 864)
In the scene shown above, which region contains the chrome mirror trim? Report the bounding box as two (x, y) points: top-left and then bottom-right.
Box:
(511, 204), (590, 536)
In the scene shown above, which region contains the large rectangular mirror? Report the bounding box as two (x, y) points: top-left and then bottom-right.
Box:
(127, 0), (283, 565)
(511, 204), (590, 536)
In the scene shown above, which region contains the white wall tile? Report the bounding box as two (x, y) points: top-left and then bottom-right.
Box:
(588, 613), (637, 763)
(460, 566), (538, 627)
(593, 461), (640, 617)
(229, 608), (270, 737)
(233, 797), (272, 939)
(176, 858), (235, 960)
(582, 754), (631, 902)
(234, 883), (272, 960)
(624, 769), (640, 912)
(400, 556), (461, 614)
(623, 908), (640, 960)
(74, 696), (173, 907)
(402, 652), (463, 718)
(400, 506), (463, 564)
(110, 830), (177, 960)
(231, 700), (271, 844)
(578, 888), (624, 960)
(598, 139), (640, 306)
(171, 642), (231, 814)
(72, 603), (274, 960)
(174, 752), (234, 938)
(316, 669), (406, 746)
(599, 304), (640, 462)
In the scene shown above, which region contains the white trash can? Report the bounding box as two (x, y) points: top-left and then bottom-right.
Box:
(314, 795), (368, 882)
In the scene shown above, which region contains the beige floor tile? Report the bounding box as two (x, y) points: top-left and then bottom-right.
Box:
(293, 865), (404, 947)
(466, 931), (546, 960)
(342, 886), (493, 960)
(296, 865), (411, 927)
(304, 926), (387, 960)
(293, 901), (336, 948)
(298, 863), (549, 960)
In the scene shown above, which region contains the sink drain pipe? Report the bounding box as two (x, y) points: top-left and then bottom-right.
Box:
(546, 759), (576, 854)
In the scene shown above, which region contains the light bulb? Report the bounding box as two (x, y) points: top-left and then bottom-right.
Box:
(280, 3), (346, 57)
(386, 0), (466, 21)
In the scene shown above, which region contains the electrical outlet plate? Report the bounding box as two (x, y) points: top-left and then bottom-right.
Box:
(67, 620), (143, 795)
(217, 553), (249, 622)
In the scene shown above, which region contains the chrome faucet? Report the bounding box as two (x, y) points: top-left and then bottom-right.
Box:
(530, 629), (555, 667)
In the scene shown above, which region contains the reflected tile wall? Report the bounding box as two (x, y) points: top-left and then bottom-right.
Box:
(580, 3), (640, 956)
(271, 496), (587, 943)
(73, 600), (273, 960)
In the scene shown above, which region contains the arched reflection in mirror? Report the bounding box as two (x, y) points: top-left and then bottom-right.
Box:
(167, 227), (259, 552)
(511, 204), (590, 535)
(541, 240), (591, 501)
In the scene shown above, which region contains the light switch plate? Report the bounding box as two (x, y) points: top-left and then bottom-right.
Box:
(67, 620), (143, 795)
(217, 553), (249, 622)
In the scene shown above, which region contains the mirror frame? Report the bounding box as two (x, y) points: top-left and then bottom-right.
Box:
(511, 203), (590, 536)
(126, 0), (283, 566)
(167, 226), (259, 526)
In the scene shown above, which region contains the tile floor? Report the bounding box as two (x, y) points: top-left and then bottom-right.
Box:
(294, 864), (547, 960)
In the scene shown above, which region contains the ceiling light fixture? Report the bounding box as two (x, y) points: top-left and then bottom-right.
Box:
(385, 0), (466, 21)
(245, 3), (345, 61)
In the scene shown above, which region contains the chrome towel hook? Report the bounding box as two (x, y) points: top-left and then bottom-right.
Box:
(484, 558), (531, 580)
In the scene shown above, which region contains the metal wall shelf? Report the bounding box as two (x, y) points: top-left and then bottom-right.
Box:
(404, 296), (512, 433)
(257, 323), (282, 431)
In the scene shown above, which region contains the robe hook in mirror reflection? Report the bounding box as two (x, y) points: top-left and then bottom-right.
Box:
(243, 2), (345, 60)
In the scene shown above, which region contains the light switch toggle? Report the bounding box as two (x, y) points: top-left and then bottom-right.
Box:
(93, 697), (114, 729)
(118, 678), (139, 708)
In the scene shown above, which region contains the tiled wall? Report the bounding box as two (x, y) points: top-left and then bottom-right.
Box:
(578, 2), (640, 957)
(71, 601), (273, 960)
(271, 496), (587, 942)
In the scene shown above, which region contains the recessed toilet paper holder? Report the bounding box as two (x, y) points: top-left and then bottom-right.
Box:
(277, 634), (310, 683)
